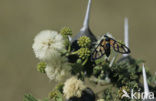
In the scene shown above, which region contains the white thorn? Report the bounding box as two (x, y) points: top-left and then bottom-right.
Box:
(80, 0), (92, 31)
(68, 35), (72, 42)
(123, 17), (129, 57)
(109, 53), (117, 67)
(124, 17), (129, 47)
(142, 64), (150, 99)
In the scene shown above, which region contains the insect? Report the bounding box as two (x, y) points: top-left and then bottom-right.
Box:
(91, 34), (131, 60)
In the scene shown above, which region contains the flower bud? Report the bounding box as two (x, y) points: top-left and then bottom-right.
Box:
(37, 62), (46, 73)
(77, 36), (91, 47)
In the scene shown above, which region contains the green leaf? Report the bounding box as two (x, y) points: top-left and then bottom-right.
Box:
(55, 91), (63, 101)
(24, 94), (38, 101)
(43, 98), (49, 101)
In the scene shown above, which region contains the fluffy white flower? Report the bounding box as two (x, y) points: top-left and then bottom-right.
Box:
(45, 56), (71, 81)
(45, 66), (66, 81)
(63, 77), (86, 99)
(32, 30), (65, 61)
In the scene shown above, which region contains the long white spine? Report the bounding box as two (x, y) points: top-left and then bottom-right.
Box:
(123, 17), (129, 57)
(80, 0), (92, 31)
(142, 64), (150, 99)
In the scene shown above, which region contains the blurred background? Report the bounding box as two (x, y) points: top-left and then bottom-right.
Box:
(0, 0), (156, 101)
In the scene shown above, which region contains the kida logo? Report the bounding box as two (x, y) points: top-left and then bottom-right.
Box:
(121, 89), (154, 100)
